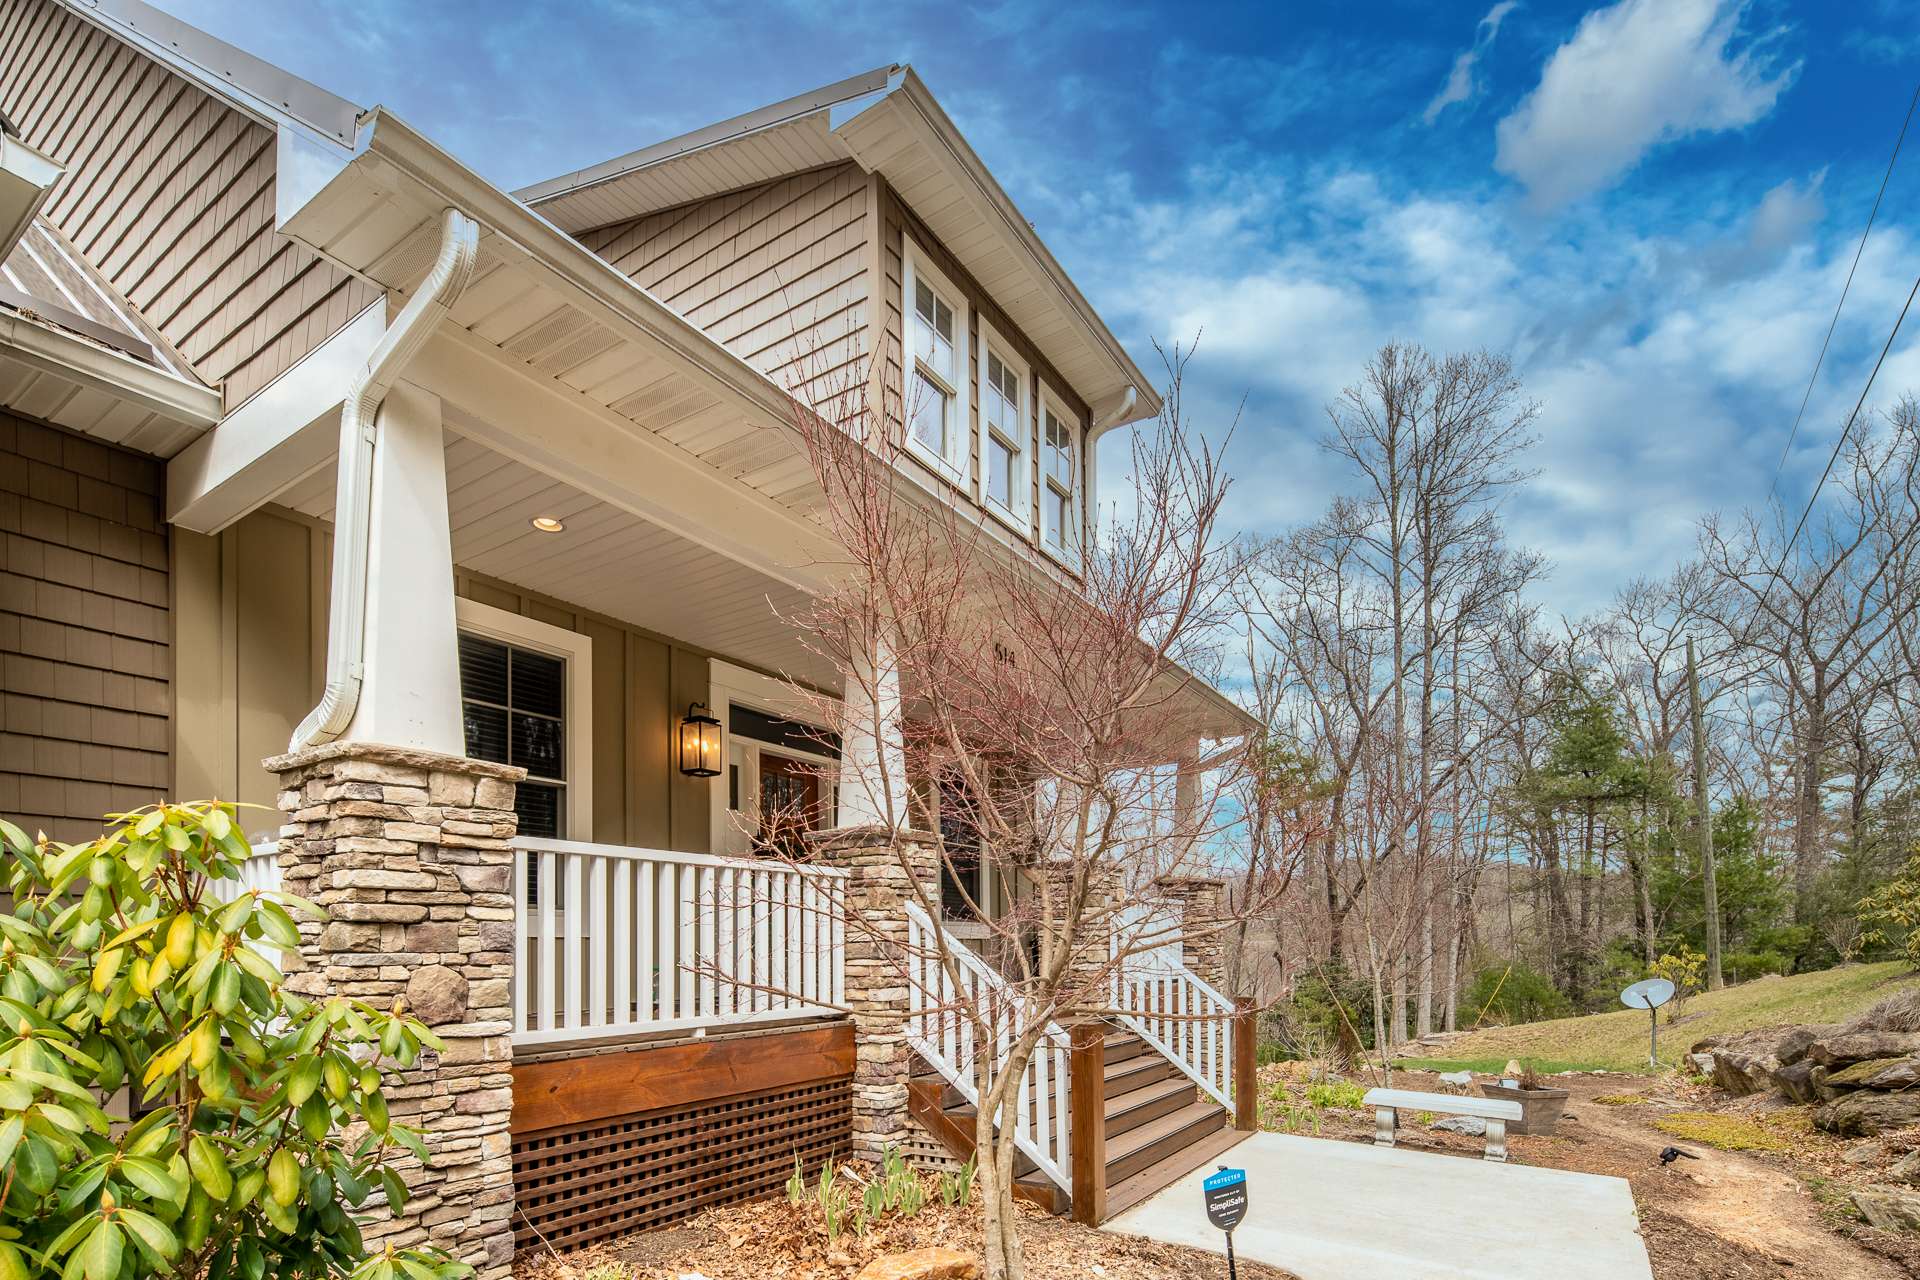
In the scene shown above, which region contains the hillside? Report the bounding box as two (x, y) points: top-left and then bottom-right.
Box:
(1401, 962), (1920, 1073)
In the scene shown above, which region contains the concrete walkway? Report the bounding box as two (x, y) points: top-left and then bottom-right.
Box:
(1104, 1133), (1653, 1280)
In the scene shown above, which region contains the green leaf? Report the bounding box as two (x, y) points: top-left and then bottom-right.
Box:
(288, 1055), (322, 1106)
(379, 1167), (408, 1216)
(256, 902), (301, 949)
(0, 1241), (28, 1280)
(114, 1208), (177, 1262)
(211, 962), (241, 1017)
(187, 1134), (232, 1202)
(216, 894), (252, 935)
(79, 1221), (120, 1280)
(117, 1156), (180, 1203)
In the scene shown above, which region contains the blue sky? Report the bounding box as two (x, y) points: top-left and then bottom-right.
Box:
(175, 0), (1920, 616)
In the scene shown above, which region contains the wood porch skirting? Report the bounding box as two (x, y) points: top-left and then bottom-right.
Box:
(509, 1022), (854, 1251)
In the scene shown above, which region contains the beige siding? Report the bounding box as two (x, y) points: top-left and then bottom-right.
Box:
(577, 162), (871, 423)
(171, 506), (327, 828)
(0, 0), (381, 416)
(874, 179), (1092, 554)
(1, 410), (169, 840)
(454, 571), (712, 854)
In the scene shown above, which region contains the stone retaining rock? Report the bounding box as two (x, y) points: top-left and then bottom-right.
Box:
(853, 1248), (981, 1280)
(1852, 1185), (1920, 1231)
(1693, 1024), (1835, 1095)
(1809, 1030), (1920, 1068)
(1815, 1090), (1920, 1136)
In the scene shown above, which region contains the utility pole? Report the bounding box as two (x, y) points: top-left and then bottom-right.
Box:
(1688, 637), (1723, 991)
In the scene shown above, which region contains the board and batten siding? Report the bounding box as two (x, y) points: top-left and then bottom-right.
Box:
(0, 0), (381, 417)
(576, 162), (871, 424)
(874, 177), (1092, 556)
(169, 518), (715, 853)
(1, 411), (169, 840)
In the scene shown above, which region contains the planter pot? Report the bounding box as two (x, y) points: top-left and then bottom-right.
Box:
(1478, 1083), (1570, 1136)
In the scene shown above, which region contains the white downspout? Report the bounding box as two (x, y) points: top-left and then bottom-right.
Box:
(1086, 384), (1136, 541)
(290, 208), (481, 751)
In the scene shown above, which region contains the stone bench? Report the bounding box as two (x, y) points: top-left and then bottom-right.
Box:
(1363, 1087), (1524, 1163)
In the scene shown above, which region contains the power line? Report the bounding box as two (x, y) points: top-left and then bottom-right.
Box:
(1768, 81), (1920, 504)
(1776, 268), (1920, 570)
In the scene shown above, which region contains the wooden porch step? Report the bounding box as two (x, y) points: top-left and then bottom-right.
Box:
(1104, 1071), (1197, 1139)
(1103, 1099), (1229, 1186)
(1104, 1046), (1175, 1098)
(1104, 1124), (1253, 1220)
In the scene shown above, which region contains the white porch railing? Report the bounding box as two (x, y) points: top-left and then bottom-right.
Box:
(512, 837), (846, 1047)
(209, 841), (283, 900)
(904, 901), (1072, 1195)
(1111, 960), (1237, 1115)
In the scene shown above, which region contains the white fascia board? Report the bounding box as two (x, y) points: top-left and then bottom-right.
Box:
(0, 307), (219, 427)
(410, 326), (844, 595)
(0, 134), (62, 262)
(166, 301), (383, 532)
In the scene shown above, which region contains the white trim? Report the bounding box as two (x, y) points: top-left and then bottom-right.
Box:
(1037, 382), (1083, 570)
(900, 237), (970, 485)
(707, 659), (838, 854)
(454, 597), (594, 840)
(976, 317), (1031, 535)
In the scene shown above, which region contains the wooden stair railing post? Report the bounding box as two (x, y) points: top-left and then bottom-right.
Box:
(1233, 997), (1258, 1132)
(1070, 1021), (1107, 1225)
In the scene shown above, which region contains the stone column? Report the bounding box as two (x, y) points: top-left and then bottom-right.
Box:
(267, 741), (524, 1280)
(1156, 875), (1232, 993)
(807, 826), (936, 1164)
(1044, 859), (1122, 1015)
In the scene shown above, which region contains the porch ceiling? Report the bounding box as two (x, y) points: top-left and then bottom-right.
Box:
(277, 430), (835, 691)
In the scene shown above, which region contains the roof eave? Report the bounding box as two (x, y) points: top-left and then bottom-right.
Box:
(869, 69), (1160, 430)
(0, 133), (62, 263)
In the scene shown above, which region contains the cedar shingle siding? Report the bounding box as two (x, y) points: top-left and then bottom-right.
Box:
(1, 411), (169, 840)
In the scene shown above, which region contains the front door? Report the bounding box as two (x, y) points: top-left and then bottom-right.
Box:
(757, 752), (821, 856)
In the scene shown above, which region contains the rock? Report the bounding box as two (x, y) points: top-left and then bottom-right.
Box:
(853, 1248), (982, 1280)
(1809, 1031), (1920, 1069)
(1891, 1151), (1920, 1185)
(1852, 1185), (1920, 1232)
(1844, 1141), (1886, 1166)
(1438, 1070), (1474, 1090)
(1702, 1024), (1838, 1095)
(1772, 1059), (1820, 1103)
(403, 965), (469, 1025)
(1503, 1059), (1524, 1080)
(1687, 1052), (1716, 1076)
(1429, 1115), (1487, 1136)
(1816, 1090), (1920, 1136)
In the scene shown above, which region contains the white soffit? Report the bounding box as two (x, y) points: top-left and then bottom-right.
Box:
(277, 431), (837, 692)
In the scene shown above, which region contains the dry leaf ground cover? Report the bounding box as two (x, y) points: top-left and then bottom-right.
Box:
(513, 1167), (1298, 1280)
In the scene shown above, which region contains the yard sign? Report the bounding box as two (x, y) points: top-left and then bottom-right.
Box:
(1203, 1165), (1248, 1277)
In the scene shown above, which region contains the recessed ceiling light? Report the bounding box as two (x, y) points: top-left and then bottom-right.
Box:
(530, 516), (565, 534)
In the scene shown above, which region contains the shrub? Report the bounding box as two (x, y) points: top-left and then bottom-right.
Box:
(1460, 961), (1570, 1027)
(1302, 1079), (1367, 1111)
(0, 804), (465, 1280)
(1649, 948), (1706, 1020)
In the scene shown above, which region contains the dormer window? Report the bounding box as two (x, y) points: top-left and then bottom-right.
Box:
(979, 320), (1029, 530)
(903, 240), (968, 481)
(1040, 392), (1080, 563)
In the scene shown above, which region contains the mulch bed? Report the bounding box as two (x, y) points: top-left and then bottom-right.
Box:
(513, 1174), (1298, 1280)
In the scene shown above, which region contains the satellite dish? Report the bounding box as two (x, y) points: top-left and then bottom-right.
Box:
(1621, 978), (1676, 1010)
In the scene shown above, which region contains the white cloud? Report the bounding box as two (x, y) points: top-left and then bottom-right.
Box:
(1494, 0), (1799, 210)
(1424, 1), (1520, 126)
(1069, 157), (1906, 616)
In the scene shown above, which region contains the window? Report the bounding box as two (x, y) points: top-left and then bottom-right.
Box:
(459, 633), (566, 839)
(453, 599), (593, 907)
(978, 322), (1029, 528)
(1040, 394), (1080, 562)
(902, 241), (968, 480)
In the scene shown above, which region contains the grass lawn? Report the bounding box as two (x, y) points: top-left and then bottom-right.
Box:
(1412, 961), (1920, 1073)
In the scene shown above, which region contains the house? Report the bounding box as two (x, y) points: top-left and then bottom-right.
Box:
(0, 1), (1256, 1273)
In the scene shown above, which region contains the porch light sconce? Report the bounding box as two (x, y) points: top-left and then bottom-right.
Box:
(678, 702), (722, 777)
